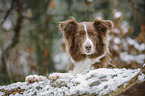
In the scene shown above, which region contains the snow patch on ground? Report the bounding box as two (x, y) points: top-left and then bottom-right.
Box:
(126, 37), (145, 52)
(0, 92), (4, 96)
(120, 52), (145, 64)
(0, 68), (144, 96)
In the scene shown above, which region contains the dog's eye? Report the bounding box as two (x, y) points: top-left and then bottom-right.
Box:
(90, 32), (97, 36)
(78, 35), (81, 38)
(76, 34), (81, 38)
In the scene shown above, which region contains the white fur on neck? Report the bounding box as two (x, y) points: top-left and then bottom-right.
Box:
(70, 51), (106, 75)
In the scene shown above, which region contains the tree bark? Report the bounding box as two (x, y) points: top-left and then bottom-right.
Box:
(1, 0), (23, 84)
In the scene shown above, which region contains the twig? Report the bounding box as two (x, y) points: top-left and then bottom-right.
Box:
(1, 0), (16, 25)
(128, 0), (141, 25)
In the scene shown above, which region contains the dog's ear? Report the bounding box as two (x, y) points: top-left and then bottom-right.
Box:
(93, 18), (113, 35)
(59, 17), (78, 39)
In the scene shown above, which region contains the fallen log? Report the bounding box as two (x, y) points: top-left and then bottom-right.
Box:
(0, 68), (145, 96)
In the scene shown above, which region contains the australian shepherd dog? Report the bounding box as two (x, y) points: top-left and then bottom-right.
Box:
(26, 17), (113, 82)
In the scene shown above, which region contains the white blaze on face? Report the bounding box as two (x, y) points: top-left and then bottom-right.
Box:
(83, 24), (94, 55)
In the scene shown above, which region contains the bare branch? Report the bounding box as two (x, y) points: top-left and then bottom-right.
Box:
(1, 0), (16, 25)
(4, 0), (23, 57)
(128, 0), (141, 25)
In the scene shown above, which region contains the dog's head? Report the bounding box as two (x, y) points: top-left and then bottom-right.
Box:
(59, 17), (113, 62)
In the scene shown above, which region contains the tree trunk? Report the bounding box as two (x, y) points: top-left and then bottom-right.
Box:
(0, 0), (23, 84)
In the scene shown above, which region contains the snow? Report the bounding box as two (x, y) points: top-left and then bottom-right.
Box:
(134, 42), (145, 52)
(2, 20), (12, 30)
(0, 92), (4, 96)
(121, 39), (129, 51)
(0, 68), (144, 96)
(143, 63), (145, 68)
(113, 44), (119, 50)
(126, 37), (145, 52)
(113, 37), (120, 44)
(109, 35), (145, 64)
(121, 21), (129, 34)
(113, 28), (120, 34)
(120, 52), (145, 64)
(138, 73), (145, 82)
(126, 37), (135, 45)
(114, 11), (122, 18)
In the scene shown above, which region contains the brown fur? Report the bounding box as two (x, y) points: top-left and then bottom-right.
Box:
(92, 55), (110, 68)
(59, 17), (113, 71)
(68, 62), (74, 71)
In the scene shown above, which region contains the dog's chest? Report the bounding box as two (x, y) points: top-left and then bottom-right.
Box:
(70, 54), (105, 74)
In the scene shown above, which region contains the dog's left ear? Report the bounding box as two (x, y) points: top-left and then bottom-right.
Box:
(59, 17), (78, 39)
(93, 18), (113, 34)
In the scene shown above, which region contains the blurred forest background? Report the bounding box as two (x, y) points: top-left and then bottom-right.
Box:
(0, 0), (145, 85)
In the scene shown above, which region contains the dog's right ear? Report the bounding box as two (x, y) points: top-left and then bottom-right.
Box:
(59, 17), (78, 39)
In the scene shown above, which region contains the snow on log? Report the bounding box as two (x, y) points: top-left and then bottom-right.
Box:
(0, 68), (145, 96)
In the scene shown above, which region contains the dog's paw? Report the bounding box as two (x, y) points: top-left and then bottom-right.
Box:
(49, 73), (72, 81)
(49, 73), (63, 81)
(25, 75), (48, 83)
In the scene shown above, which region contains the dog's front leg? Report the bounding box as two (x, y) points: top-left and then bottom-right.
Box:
(25, 75), (48, 83)
(49, 73), (73, 81)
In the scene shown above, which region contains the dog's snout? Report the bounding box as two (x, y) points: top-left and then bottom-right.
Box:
(85, 44), (92, 51)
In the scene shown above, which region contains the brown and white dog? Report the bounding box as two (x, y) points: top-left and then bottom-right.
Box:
(25, 17), (113, 82)
(49, 17), (113, 80)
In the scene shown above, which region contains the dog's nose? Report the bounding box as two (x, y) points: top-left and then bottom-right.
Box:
(85, 44), (92, 51)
